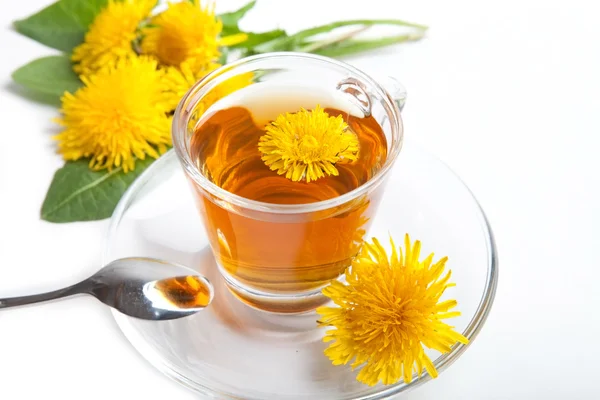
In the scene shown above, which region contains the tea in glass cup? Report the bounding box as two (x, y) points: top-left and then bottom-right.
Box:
(172, 53), (404, 313)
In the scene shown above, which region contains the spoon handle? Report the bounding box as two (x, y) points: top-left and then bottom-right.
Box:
(0, 282), (85, 309)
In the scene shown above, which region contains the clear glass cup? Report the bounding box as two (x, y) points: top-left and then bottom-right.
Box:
(172, 52), (405, 313)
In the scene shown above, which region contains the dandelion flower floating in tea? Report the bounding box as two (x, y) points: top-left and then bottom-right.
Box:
(141, 0), (247, 71)
(71, 0), (156, 76)
(54, 56), (172, 172)
(317, 235), (469, 386)
(258, 105), (359, 182)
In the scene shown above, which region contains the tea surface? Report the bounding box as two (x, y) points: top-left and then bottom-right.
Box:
(191, 106), (387, 204)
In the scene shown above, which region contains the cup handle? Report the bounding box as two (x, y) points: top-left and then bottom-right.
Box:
(378, 76), (407, 113)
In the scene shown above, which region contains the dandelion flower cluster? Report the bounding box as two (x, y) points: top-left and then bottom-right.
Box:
(58, 0), (250, 172)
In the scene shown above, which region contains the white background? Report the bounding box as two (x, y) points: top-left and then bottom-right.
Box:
(1, 0), (599, 399)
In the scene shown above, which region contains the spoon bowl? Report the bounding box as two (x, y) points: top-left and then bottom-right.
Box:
(85, 258), (214, 320)
(0, 257), (214, 321)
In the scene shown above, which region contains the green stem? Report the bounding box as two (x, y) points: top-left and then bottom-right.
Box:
(311, 32), (426, 58)
(298, 26), (369, 53)
(254, 18), (428, 53)
(292, 18), (427, 39)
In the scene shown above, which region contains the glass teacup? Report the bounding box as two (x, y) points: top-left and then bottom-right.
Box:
(172, 52), (405, 313)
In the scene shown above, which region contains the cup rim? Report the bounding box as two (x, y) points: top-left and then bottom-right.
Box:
(171, 52), (403, 214)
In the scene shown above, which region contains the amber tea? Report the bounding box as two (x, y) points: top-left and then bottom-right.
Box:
(185, 85), (389, 311)
(153, 276), (212, 309)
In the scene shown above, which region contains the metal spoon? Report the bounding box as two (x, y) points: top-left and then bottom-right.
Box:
(0, 258), (213, 320)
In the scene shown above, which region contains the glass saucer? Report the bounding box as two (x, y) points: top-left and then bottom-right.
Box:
(102, 142), (498, 399)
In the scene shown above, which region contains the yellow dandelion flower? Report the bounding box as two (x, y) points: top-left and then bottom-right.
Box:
(55, 56), (172, 173)
(317, 235), (469, 387)
(163, 61), (253, 112)
(140, 0), (246, 69)
(258, 105), (359, 182)
(162, 61), (219, 111)
(72, 0), (155, 76)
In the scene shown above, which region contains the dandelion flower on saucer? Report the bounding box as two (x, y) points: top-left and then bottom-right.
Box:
(54, 56), (172, 173)
(317, 235), (469, 386)
(258, 105), (359, 182)
(141, 0), (247, 70)
(72, 0), (155, 76)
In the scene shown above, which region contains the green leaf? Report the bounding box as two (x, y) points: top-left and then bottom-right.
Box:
(219, 0), (256, 34)
(60, 0), (112, 26)
(12, 55), (82, 98)
(41, 157), (155, 223)
(13, 0), (110, 52)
